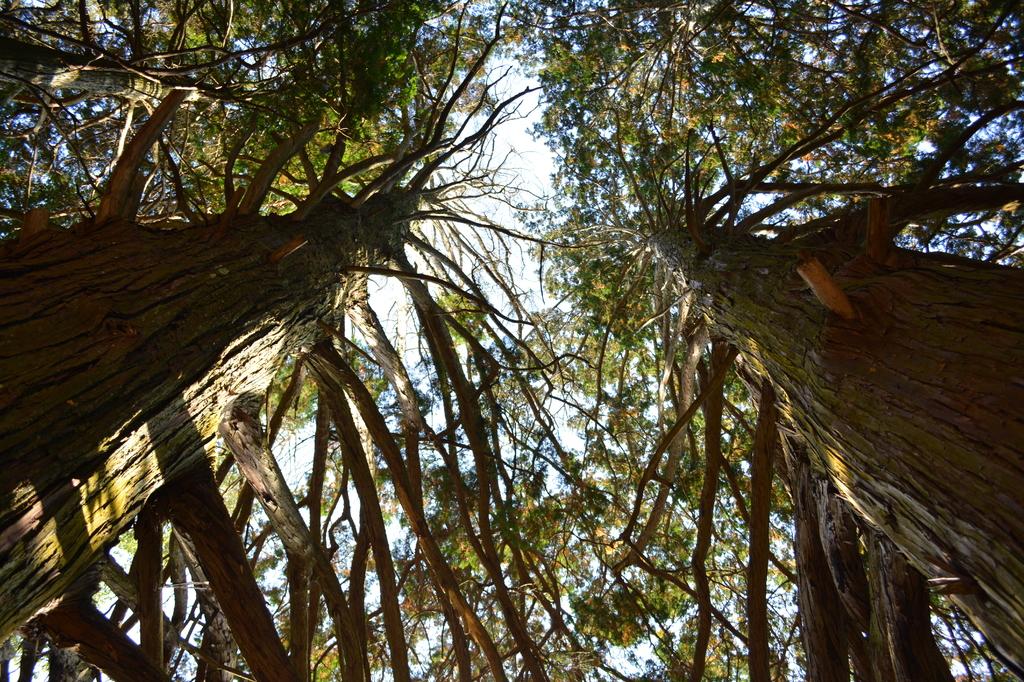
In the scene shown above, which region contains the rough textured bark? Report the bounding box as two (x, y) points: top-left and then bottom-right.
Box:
(176, 542), (236, 682)
(0, 195), (411, 638)
(164, 467), (298, 682)
(814, 477), (876, 682)
(0, 637), (12, 682)
(659, 230), (1024, 668)
(285, 553), (311, 682)
(867, 531), (955, 682)
(133, 506), (164, 669)
(787, 448), (851, 682)
(0, 37), (192, 100)
(36, 600), (168, 682)
(164, 535), (188, 668)
(46, 644), (75, 682)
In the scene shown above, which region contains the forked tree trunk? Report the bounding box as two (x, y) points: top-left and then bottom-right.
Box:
(659, 231), (1024, 670)
(0, 196), (411, 637)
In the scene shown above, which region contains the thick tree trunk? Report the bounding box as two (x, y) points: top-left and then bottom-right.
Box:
(0, 196), (410, 638)
(659, 231), (1024, 670)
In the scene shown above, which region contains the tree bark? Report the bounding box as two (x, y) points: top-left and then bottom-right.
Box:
(747, 381), (776, 682)
(867, 531), (955, 682)
(787, 447), (851, 682)
(285, 553), (311, 682)
(36, 600), (168, 682)
(689, 342), (729, 682)
(813, 477), (876, 682)
(217, 400), (367, 680)
(46, 643), (76, 682)
(0, 196), (411, 638)
(166, 467), (297, 682)
(659, 229), (1024, 669)
(174, 538), (236, 682)
(133, 505), (164, 669)
(0, 37), (191, 100)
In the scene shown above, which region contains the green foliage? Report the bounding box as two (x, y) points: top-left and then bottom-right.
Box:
(1, 1), (1019, 680)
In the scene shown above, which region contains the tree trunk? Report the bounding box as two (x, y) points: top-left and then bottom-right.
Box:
(747, 381), (776, 682)
(46, 644), (76, 682)
(659, 230), (1024, 670)
(15, 633), (39, 682)
(866, 531), (955, 682)
(165, 467), (297, 682)
(0, 37), (189, 100)
(133, 506), (164, 670)
(813, 477), (876, 682)
(36, 600), (168, 682)
(0, 195), (411, 638)
(787, 447), (851, 682)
